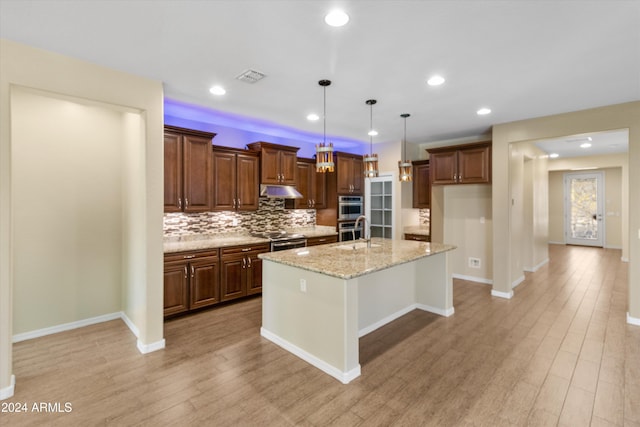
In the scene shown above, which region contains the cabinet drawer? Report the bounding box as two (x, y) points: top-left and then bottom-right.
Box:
(404, 233), (430, 242)
(221, 244), (269, 256)
(165, 249), (219, 263)
(307, 235), (338, 246)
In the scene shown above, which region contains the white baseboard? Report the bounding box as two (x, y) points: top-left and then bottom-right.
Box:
(12, 312), (122, 343)
(0, 375), (15, 400)
(120, 311), (140, 338)
(452, 273), (493, 285)
(628, 313), (640, 326)
(260, 327), (361, 384)
(359, 305), (416, 337)
(604, 245), (622, 250)
(621, 257), (629, 263)
(11, 311), (164, 354)
(491, 289), (514, 299)
(548, 241), (565, 245)
(417, 303), (454, 317)
(512, 275), (525, 289)
(524, 258), (549, 273)
(137, 338), (166, 354)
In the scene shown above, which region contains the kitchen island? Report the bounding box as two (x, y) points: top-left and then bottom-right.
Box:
(259, 238), (456, 384)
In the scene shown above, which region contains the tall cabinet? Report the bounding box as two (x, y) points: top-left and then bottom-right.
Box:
(164, 125), (215, 213)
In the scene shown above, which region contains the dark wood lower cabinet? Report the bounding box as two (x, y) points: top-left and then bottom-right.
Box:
(163, 260), (189, 316)
(220, 244), (269, 302)
(163, 249), (219, 317)
(306, 235), (338, 246)
(164, 244), (270, 317)
(404, 233), (430, 242)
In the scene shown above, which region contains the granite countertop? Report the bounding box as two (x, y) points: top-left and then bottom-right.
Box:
(259, 238), (455, 280)
(403, 226), (430, 236)
(163, 225), (338, 254)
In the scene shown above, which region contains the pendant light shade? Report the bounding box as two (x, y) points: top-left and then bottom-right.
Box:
(363, 99), (379, 178)
(398, 113), (412, 182)
(315, 79), (335, 173)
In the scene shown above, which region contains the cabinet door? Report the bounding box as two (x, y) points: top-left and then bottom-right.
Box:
(458, 145), (491, 184)
(430, 151), (458, 185)
(164, 260), (189, 316)
(306, 235), (338, 246)
(351, 158), (364, 195)
(336, 155), (353, 194)
(212, 150), (237, 211)
(260, 146), (282, 184)
(295, 161), (313, 209)
(412, 162), (431, 208)
(189, 256), (220, 310)
(237, 153), (260, 210)
(280, 150), (298, 185)
(314, 166), (327, 209)
(246, 253), (264, 295)
(164, 132), (183, 212)
(183, 135), (213, 212)
(220, 255), (247, 301)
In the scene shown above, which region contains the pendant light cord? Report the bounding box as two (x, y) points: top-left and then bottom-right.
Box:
(323, 85), (327, 145)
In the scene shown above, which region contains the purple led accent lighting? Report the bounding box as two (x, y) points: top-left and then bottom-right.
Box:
(164, 98), (365, 157)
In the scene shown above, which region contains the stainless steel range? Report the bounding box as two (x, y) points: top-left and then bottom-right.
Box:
(252, 231), (307, 252)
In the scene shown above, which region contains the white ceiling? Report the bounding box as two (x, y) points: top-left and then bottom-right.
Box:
(535, 129), (629, 159)
(1, 0), (639, 150)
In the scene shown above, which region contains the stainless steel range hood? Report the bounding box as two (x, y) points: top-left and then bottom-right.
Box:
(260, 184), (303, 199)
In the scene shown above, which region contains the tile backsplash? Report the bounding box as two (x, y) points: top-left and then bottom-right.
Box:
(419, 208), (430, 228)
(164, 198), (316, 237)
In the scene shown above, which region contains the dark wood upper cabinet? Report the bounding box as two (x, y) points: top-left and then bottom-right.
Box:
(336, 152), (364, 195)
(286, 158), (327, 209)
(247, 141), (299, 185)
(212, 147), (259, 211)
(427, 141), (491, 185)
(164, 125), (215, 213)
(412, 160), (431, 208)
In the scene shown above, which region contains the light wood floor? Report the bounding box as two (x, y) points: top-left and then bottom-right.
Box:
(4, 245), (639, 426)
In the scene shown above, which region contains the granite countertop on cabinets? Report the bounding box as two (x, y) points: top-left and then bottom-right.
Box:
(163, 233), (269, 254)
(163, 225), (338, 254)
(403, 226), (430, 236)
(259, 238), (455, 280)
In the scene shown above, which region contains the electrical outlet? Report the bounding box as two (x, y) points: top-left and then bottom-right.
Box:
(300, 279), (307, 292)
(469, 257), (481, 268)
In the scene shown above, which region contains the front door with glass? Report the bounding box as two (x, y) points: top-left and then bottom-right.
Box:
(564, 171), (604, 247)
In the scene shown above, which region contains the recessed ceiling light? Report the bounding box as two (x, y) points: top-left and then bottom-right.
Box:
(209, 85), (226, 96)
(427, 75), (445, 86)
(368, 130), (378, 137)
(477, 107), (491, 115)
(549, 153), (559, 158)
(580, 142), (592, 148)
(325, 10), (349, 27)
(307, 113), (319, 121)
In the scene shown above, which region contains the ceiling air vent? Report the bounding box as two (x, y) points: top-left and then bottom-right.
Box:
(236, 69), (266, 84)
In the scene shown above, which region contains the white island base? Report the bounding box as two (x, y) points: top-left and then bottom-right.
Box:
(260, 246), (453, 384)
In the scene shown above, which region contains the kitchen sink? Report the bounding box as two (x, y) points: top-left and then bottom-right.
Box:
(334, 242), (381, 250)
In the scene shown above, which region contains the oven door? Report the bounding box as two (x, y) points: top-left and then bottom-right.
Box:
(271, 239), (307, 252)
(338, 222), (363, 242)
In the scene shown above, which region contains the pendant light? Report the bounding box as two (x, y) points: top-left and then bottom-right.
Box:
(398, 113), (412, 182)
(315, 79), (335, 173)
(363, 99), (379, 178)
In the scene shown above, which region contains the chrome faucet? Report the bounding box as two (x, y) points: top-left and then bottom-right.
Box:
(353, 215), (371, 248)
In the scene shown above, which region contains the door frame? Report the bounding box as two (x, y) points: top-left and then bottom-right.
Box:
(564, 170), (605, 247)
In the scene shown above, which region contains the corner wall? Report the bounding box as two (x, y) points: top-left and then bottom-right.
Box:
(0, 39), (165, 399)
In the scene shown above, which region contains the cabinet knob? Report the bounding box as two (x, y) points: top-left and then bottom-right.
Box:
(184, 266), (188, 279)
(185, 197), (189, 208)
(242, 258), (246, 269)
(247, 256), (252, 268)
(178, 198), (182, 209)
(183, 255), (195, 259)
(242, 247), (252, 252)
(238, 198), (241, 207)
(191, 265), (195, 278)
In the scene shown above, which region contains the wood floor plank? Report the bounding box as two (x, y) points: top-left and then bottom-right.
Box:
(3, 245), (638, 426)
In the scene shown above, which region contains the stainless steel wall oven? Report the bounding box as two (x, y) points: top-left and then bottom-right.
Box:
(338, 195), (364, 220)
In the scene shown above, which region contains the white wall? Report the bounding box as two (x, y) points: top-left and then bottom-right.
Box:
(443, 184), (493, 282)
(12, 89), (127, 334)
